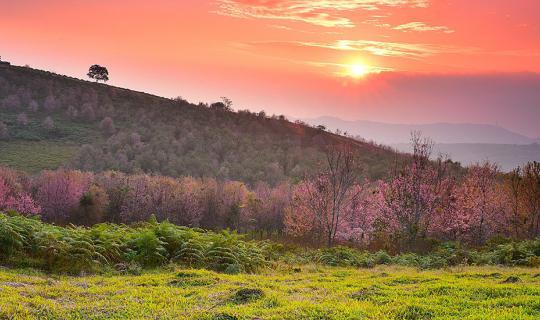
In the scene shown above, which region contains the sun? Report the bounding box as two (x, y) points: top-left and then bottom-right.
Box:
(349, 64), (368, 77)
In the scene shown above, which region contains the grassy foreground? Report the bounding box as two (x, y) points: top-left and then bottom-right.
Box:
(1, 266), (539, 319)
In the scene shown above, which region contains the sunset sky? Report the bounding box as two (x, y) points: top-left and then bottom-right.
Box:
(1, 0), (540, 137)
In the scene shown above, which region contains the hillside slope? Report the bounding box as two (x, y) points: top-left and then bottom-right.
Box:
(0, 64), (401, 184)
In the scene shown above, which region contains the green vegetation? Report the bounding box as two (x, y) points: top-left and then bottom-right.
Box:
(0, 109), (100, 172)
(2, 213), (540, 276)
(0, 141), (78, 172)
(0, 65), (406, 184)
(0, 266), (539, 319)
(0, 213), (267, 274)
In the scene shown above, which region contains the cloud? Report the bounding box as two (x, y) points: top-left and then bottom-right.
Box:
(254, 39), (445, 58)
(214, 0), (430, 28)
(393, 22), (454, 33)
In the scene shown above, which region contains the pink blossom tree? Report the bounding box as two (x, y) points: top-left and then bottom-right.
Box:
(285, 144), (366, 246)
(374, 133), (455, 249)
(119, 175), (202, 226)
(35, 170), (91, 224)
(451, 162), (508, 244)
(0, 177), (41, 215)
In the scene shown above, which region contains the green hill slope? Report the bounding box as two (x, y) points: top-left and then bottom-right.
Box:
(0, 64), (402, 184)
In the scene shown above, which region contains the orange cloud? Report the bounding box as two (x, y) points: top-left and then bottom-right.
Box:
(214, 0), (429, 27)
(393, 22), (454, 33)
(248, 39), (449, 58)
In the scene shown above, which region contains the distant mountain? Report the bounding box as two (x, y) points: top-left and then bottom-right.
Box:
(304, 116), (539, 145)
(392, 143), (540, 171)
(301, 116), (540, 171)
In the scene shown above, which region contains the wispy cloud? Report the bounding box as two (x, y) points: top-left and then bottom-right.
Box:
(214, 0), (429, 28)
(258, 39), (445, 58)
(393, 22), (454, 33)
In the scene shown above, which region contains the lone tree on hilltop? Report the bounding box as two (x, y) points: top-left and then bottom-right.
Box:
(87, 65), (109, 83)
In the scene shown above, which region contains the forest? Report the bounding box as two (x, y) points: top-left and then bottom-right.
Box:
(1, 138), (539, 253)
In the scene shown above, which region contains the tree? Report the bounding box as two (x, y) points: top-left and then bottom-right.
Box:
(35, 170), (91, 224)
(375, 132), (454, 249)
(285, 144), (364, 246)
(0, 177), (41, 215)
(0, 122), (8, 140)
(521, 162), (540, 238)
(87, 65), (109, 82)
(2, 95), (21, 110)
(43, 94), (58, 111)
(100, 117), (116, 136)
(81, 102), (96, 121)
(506, 167), (525, 239)
(66, 105), (78, 119)
(452, 162), (508, 244)
(43, 116), (55, 131)
(78, 184), (110, 225)
(17, 113), (29, 126)
(28, 100), (39, 112)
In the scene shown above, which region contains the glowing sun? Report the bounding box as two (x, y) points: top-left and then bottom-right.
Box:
(349, 64), (368, 77)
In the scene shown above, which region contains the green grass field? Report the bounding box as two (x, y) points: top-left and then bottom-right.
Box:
(1, 266), (539, 319)
(0, 141), (79, 172)
(0, 110), (102, 172)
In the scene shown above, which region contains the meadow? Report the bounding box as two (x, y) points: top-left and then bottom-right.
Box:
(1, 265), (539, 319)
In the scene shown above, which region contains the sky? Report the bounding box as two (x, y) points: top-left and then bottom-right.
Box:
(1, 0), (540, 137)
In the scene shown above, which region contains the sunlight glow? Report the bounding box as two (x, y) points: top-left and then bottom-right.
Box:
(349, 64), (368, 77)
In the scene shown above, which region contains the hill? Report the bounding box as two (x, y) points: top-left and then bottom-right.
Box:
(0, 64), (401, 184)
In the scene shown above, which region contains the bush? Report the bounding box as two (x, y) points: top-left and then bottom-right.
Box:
(2, 212), (540, 274)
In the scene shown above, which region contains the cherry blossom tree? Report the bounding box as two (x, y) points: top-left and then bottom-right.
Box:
(0, 177), (41, 215)
(374, 133), (456, 249)
(285, 144), (365, 246)
(119, 175), (202, 226)
(452, 162), (508, 244)
(35, 170), (91, 224)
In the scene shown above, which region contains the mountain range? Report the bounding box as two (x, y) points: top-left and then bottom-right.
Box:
(303, 116), (540, 171)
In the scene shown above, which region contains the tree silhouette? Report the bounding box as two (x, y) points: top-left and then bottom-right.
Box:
(87, 65), (109, 82)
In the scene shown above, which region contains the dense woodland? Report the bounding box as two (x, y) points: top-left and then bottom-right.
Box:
(1, 145), (539, 252)
(0, 64), (399, 185)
